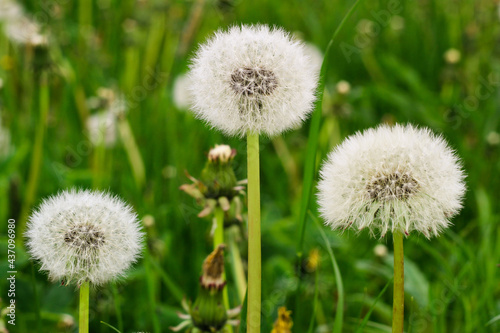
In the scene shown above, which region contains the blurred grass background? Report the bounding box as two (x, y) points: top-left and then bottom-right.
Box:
(0, 0), (499, 332)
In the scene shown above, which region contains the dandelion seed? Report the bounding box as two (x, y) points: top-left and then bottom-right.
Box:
(26, 189), (144, 286)
(188, 24), (318, 137)
(317, 123), (466, 238)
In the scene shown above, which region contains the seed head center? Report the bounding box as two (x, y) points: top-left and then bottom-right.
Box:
(367, 171), (418, 201)
(64, 223), (105, 249)
(230, 67), (278, 96)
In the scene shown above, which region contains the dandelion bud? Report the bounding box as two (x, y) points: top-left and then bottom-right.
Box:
(190, 245), (228, 331)
(181, 144), (245, 218)
(26, 189), (144, 286)
(271, 307), (293, 333)
(317, 124), (466, 238)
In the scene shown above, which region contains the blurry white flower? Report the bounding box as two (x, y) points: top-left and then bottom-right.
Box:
(86, 111), (117, 147)
(26, 189), (144, 286)
(3, 15), (47, 46)
(188, 24), (318, 137)
(444, 48), (461, 64)
(0, 0), (24, 22)
(486, 131), (500, 145)
(173, 73), (191, 110)
(373, 244), (388, 257)
(303, 42), (323, 73)
(317, 124), (466, 238)
(336, 80), (351, 95)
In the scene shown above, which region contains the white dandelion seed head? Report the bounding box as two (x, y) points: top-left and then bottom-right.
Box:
(0, 0), (24, 22)
(188, 24), (318, 137)
(173, 73), (192, 110)
(317, 124), (466, 238)
(3, 15), (47, 46)
(26, 189), (144, 286)
(86, 111), (118, 148)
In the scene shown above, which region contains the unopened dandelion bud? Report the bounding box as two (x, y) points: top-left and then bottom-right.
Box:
(190, 245), (228, 331)
(200, 145), (238, 200)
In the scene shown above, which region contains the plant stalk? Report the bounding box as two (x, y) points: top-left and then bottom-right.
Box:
(214, 206), (233, 333)
(79, 281), (90, 333)
(246, 132), (261, 333)
(392, 231), (405, 333)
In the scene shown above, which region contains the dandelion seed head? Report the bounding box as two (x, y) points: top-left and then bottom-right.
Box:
(173, 73), (192, 110)
(188, 24), (318, 137)
(26, 189), (144, 286)
(86, 111), (118, 147)
(317, 124), (466, 238)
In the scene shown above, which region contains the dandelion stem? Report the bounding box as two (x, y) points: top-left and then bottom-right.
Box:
(246, 132), (261, 333)
(79, 281), (90, 333)
(213, 206), (233, 333)
(392, 231), (405, 333)
(214, 206), (225, 250)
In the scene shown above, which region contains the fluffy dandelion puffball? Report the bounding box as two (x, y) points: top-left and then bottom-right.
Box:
(317, 124), (466, 238)
(26, 189), (144, 286)
(188, 24), (318, 137)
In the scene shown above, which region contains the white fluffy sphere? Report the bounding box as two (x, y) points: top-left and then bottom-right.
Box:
(317, 124), (466, 238)
(188, 24), (318, 137)
(26, 189), (144, 286)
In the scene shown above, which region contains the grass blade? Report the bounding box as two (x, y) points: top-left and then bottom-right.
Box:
(297, 0), (365, 257)
(354, 279), (392, 333)
(312, 212), (344, 333)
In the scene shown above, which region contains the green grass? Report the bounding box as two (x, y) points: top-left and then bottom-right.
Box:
(1, 0), (499, 332)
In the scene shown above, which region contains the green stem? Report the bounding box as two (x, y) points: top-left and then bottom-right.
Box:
(214, 207), (225, 250)
(214, 207), (233, 333)
(228, 234), (247, 303)
(246, 132), (261, 333)
(79, 281), (90, 333)
(392, 231), (405, 333)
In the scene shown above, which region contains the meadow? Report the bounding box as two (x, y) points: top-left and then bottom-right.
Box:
(0, 0), (499, 332)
